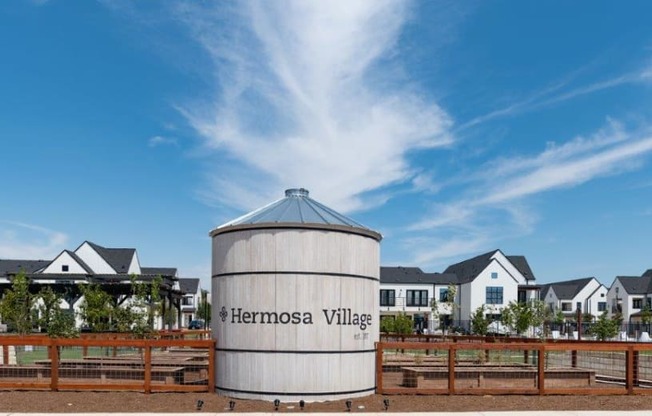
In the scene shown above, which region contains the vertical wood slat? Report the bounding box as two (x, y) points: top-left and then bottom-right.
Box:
(144, 344), (152, 394)
(50, 340), (59, 391)
(375, 342), (383, 394)
(537, 346), (545, 395)
(448, 345), (456, 394)
(208, 340), (216, 393)
(2, 343), (9, 364)
(626, 346), (634, 394)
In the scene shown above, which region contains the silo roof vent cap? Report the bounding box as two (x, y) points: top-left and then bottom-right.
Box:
(285, 188), (309, 198)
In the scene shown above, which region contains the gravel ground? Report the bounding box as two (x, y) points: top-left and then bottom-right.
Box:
(1, 392), (652, 413)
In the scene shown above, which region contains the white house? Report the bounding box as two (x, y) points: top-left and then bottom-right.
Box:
(178, 278), (204, 328)
(0, 241), (196, 331)
(443, 250), (539, 324)
(540, 277), (608, 320)
(607, 275), (652, 324)
(380, 249), (539, 332)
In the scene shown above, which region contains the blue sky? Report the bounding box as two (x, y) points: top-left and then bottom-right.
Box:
(1, 1), (652, 290)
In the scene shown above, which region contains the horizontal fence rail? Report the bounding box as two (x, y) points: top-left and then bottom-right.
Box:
(377, 340), (652, 396)
(0, 333), (215, 393)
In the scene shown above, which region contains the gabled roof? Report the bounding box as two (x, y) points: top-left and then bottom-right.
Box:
(616, 276), (652, 295)
(0, 259), (50, 276)
(141, 267), (177, 277)
(540, 277), (594, 300)
(443, 250), (497, 284)
(86, 241), (136, 274)
(380, 266), (458, 285)
(63, 250), (94, 274)
(643, 269), (652, 278)
(506, 255), (536, 281)
(178, 278), (200, 294)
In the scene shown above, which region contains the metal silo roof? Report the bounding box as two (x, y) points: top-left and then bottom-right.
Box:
(210, 188), (381, 240)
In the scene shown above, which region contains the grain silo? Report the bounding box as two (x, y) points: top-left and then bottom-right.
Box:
(210, 188), (381, 402)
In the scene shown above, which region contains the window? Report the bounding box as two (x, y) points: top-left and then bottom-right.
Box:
(406, 290), (428, 307)
(491, 272), (498, 279)
(61, 265), (69, 272)
(561, 302), (572, 312)
(182, 296), (194, 306)
(380, 289), (396, 306)
(439, 288), (449, 302)
(485, 286), (503, 305)
(597, 302), (607, 312)
(576, 302), (582, 312)
(633, 298), (643, 309)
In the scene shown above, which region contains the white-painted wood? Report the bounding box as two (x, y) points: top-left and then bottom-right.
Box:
(41, 251), (87, 274)
(74, 242), (115, 274)
(212, 227), (379, 401)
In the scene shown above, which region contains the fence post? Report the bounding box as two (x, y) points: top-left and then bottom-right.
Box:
(50, 339), (59, 392)
(208, 339), (216, 393)
(448, 344), (456, 395)
(626, 346), (634, 394)
(2, 343), (8, 365)
(375, 342), (383, 394)
(571, 350), (577, 368)
(537, 346), (545, 395)
(144, 342), (152, 394)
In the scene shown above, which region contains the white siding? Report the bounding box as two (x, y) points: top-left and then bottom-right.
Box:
(127, 251), (141, 275)
(41, 251), (87, 274)
(74, 242), (115, 274)
(464, 260), (520, 321)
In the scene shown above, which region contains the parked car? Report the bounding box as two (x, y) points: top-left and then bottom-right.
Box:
(188, 319), (205, 330)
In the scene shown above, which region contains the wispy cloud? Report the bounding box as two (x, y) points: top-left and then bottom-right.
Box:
(459, 68), (651, 131)
(148, 135), (178, 147)
(0, 221), (67, 259)
(174, 1), (454, 212)
(406, 120), (652, 268)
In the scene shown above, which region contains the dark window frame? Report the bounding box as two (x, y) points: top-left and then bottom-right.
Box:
(485, 286), (503, 305)
(406, 290), (429, 307)
(380, 289), (396, 307)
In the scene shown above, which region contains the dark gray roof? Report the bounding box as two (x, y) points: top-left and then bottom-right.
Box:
(540, 277), (594, 300)
(643, 269), (652, 277)
(87, 241), (136, 274)
(141, 267), (177, 277)
(506, 255), (536, 281)
(443, 250), (496, 284)
(178, 278), (200, 294)
(443, 250), (536, 284)
(0, 259), (50, 276)
(380, 266), (458, 285)
(212, 188), (381, 240)
(616, 276), (652, 295)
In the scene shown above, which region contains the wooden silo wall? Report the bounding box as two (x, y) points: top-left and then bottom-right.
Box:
(212, 228), (379, 401)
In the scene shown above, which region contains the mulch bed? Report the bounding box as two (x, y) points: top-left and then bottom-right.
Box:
(1, 391), (652, 412)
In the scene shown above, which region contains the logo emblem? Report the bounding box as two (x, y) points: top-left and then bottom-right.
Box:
(219, 307), (228, 322)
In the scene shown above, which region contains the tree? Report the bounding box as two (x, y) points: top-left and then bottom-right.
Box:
(501, 300), (547, 336)
(0, 271), (34, 334)
(641, 303), (652, 333)
(470, 305), (489, 335)
(197, 290), (211, 326)
(78, 283), (113, 332)
(590, 311), (620, 341)
(381, 313), (413, 335)
(36, 286), (78, 338)
(442, 284), (458, 334)
(130, 275), (163, 337)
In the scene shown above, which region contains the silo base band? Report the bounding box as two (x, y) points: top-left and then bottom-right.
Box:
(212, 270), (379, 282)
(216, 347), (376, 354)
(217, 385), (376, 396)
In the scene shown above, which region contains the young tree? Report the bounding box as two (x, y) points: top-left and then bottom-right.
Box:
(130, 275), (163, 337)
(393, 313), (414, 335)
(590, 311), (620, 341)
(0, 271), (34, 334)
(640, 303), (652, 333)
(197, 290), (211, 327)
(470, 305), (489, 335)
(501, 300), (546, 336)
(37, 286), (78, 338)
(78, 283), (113, 332)
(443, 284), (458, 334)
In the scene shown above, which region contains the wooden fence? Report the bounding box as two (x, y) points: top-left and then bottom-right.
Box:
(0, 334), (215, 393)
(376, 340), (652, 396)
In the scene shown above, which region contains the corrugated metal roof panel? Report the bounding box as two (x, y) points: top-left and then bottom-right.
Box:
(218, 188), (370, 229)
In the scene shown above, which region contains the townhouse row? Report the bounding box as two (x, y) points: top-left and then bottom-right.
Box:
(380, 249), (651, 333)
(0, 241), (205, 331)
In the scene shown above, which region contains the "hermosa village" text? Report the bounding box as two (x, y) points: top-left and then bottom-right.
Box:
(227, 307), (373, 330)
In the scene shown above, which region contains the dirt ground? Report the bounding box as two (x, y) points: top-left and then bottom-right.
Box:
(1, 391), (652, 413)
